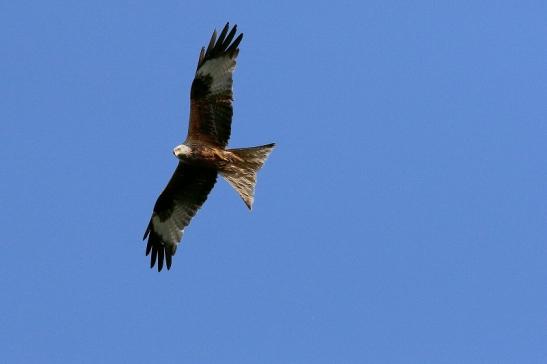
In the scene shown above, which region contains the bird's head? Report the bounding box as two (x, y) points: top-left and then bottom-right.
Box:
(173, 144), (192, 159)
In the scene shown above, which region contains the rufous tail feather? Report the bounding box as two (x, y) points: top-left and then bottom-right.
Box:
(220, 143), (275, 209)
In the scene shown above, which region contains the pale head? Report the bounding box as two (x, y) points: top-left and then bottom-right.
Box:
(173, 144), (192, 159)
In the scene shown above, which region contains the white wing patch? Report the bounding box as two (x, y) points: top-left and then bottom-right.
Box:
(152, 214), (183, 251)
(197, 56), (236, 95)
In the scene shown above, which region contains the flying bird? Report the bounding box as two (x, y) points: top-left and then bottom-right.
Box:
(142, 23), (275, 271)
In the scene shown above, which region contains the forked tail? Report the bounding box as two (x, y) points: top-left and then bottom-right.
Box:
(220, 143), (275, 209)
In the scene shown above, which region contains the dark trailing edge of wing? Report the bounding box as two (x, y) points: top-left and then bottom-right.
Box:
(196, 22), (243, 72)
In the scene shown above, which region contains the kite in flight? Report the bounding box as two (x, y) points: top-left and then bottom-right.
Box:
(142, 23), (275, 271)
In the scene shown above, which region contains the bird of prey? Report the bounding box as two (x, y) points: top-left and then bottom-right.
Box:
(142, 23), (275, 271)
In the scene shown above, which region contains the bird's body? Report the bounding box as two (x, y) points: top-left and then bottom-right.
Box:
(174, 143), (234, 166)
(142, 23), (275, 271)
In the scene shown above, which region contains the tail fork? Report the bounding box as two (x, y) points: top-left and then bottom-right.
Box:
(221, 143), (275, 209)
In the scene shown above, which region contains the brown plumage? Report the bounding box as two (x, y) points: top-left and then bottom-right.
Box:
(142, 23), (275, 271)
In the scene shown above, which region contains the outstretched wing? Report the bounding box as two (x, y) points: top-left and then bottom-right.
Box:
(187, 23), (243, 148)
(143, 163), (217, 271)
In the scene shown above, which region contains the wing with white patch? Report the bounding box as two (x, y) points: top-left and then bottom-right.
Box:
(187, 23), (243, 148)
(143, 163), (217, 271)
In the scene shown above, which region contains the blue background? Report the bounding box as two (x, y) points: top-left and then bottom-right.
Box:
(1, 1), (546, 362)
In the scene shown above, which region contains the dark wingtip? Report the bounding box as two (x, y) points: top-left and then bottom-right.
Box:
(143, 225), (176, 271)
(206, 29), (217, 55)
(197, 24), (243, 70)
(166, 254), (172, 270)
(216, 23), (230, 49)
(223, 25), (237, 50)
(157, 247), (165, 272)
(150, 245), (157, 269)
(226, 33), (243, 53)
(196, 47), (205, 71)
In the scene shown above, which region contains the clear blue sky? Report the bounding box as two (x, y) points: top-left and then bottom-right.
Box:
(1, 1), (546, 363)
